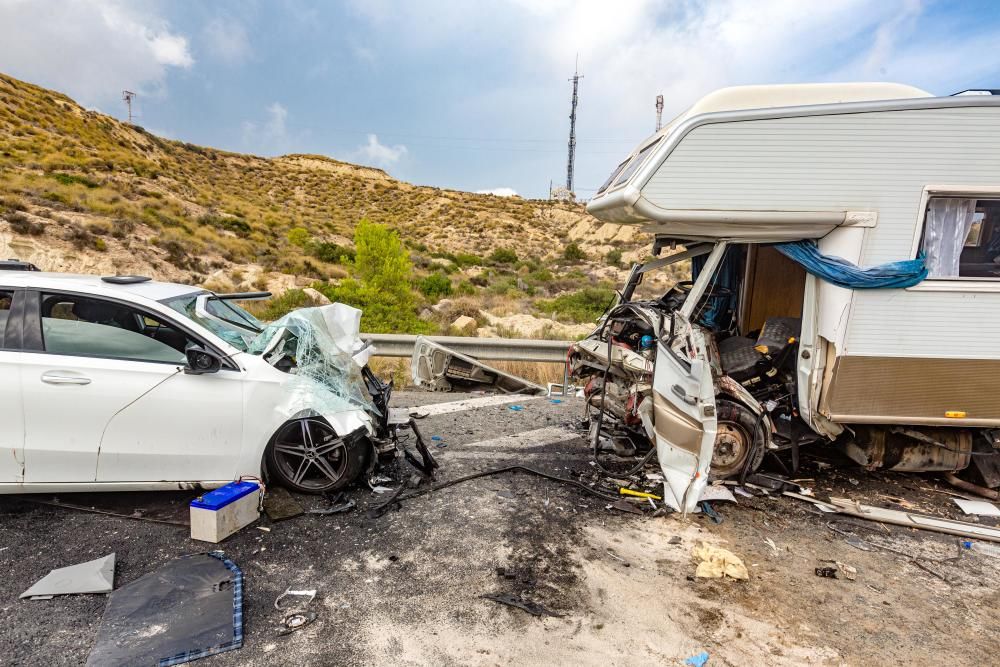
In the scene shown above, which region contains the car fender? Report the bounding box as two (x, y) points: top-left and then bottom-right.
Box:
(235, 361), (374, 476)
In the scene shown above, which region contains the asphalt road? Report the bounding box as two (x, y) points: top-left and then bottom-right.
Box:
(2, 390), (998, 666)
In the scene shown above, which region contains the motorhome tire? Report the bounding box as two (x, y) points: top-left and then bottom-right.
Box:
(266, 418), (370, 494)
(711, 399), (766, 479)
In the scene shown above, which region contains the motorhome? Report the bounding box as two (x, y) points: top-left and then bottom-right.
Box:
(571, 83), (1000, 512)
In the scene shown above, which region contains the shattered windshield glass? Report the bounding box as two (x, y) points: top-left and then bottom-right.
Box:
(163, 292), (264, 351)
(248, 304), (375, 414)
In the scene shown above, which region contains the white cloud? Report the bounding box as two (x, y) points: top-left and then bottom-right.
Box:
(0, 0), (193, 109)
(353, 134), (408, 168)
(241, 102), (291, 153)
(202, 16), (252, 64)
(476, 187), (518, 197)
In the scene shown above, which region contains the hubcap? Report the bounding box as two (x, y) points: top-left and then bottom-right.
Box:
(273, 419), (349, 490)
(711, 421), (751, 477)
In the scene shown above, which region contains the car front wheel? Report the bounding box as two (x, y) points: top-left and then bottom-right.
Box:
(265, 418), (370, 494)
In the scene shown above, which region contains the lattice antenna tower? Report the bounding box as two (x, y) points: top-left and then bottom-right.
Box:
(655, 94), (664, 132)
(566, 57), (583, 196)
(122, 90), (137, 124)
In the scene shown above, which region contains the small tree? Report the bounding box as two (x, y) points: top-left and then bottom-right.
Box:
(418, 272), (452, 300)
(563, 242), (586, 262)
(287, 227), (310, 247)
(489, 247), (518, 264)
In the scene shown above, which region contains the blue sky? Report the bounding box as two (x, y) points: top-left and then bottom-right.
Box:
(2, 0), (1000, 199)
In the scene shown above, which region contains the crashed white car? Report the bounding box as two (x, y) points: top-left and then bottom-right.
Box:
(0, 272), (389, 494)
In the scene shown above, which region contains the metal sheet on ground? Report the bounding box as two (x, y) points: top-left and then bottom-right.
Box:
(86, 553), (242, 667)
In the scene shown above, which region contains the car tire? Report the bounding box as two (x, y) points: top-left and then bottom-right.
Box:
(265, 418), (371, 494)
(710, 398), (767, 479)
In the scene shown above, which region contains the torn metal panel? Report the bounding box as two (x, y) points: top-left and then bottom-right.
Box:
(20, 553), (115, 599)
(411, 336), (545, 395)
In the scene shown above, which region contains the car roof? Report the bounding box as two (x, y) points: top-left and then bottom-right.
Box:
(0, 272), (203, 302)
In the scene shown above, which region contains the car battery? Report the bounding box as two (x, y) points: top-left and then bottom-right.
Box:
(190, 481), (261, 543)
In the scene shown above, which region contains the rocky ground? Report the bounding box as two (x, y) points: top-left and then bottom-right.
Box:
(1, 391), (998, 666)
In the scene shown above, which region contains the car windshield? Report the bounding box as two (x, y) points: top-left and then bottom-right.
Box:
(162, 291), (265, 351)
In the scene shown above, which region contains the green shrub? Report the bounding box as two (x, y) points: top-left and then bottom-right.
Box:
(200, 213), (251, 237)
(605, 248), (623, 267)
(287, 227), (310, 247)
(563, 242), (586, 262)
(453, 252), (483, 267)
(309, 241), (355, 264)
(418, 272), (452, 300)
(6, 212), (44, 235)
(536, 286), (616, 323)
(489, 247), (518, 264)
(49, 172), (98, 188)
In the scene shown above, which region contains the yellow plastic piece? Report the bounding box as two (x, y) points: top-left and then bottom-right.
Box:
(619, 488), (662, 500)
(944, 411), (967, 419)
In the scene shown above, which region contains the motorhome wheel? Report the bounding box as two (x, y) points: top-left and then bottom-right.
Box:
(711, 399), (766, 479)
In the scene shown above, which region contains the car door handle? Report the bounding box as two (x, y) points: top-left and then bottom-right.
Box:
(671, 384), (697, 405)
(41, 372), (92, 386)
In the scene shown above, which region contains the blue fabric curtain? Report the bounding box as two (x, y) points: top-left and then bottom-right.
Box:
(774, 241), (927, 289)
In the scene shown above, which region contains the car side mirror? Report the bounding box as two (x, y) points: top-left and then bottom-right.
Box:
(184, 345), (222, 375)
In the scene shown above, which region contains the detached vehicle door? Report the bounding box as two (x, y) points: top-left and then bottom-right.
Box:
(19, 290), (243, 483)
(0, 287), (25, 483)
(651, 243), (726, 513)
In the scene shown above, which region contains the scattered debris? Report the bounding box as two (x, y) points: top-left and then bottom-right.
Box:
(86, 553), (242, 667)
(257, 526), (272, 532)
(785, 493), (1000, 542)
(619, 488), (661, 500)
(371, 486), (395, 494)
(699, 502), (723, 523)
(963, 541), (1000, 559)
(692, 542), (749, 580)
(952, 498), (1000, 517)
(279, 611), (318, 636)
(685, 650), (710, 667)
(481, 593), (562, 617)
(305, 499), (356, 515)
(699, 485), (738, 504)
(20, 553), (115, 600)
(815, 566), (838, 579)
(509, 405), (525, 411)
(764, 538), (779, 555)
(275, 588), (317, 611)
(668, 536), (683, 545)
(837, 562), (858, 581)
(263, 487), (304, 521)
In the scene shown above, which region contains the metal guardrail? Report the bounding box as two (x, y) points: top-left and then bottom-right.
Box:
(362, 333), (571, 363)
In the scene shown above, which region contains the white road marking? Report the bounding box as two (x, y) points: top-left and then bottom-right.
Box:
(408, 394), (544, 417)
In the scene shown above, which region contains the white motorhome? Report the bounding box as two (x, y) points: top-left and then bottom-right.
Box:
(571, 83), (1000, 512)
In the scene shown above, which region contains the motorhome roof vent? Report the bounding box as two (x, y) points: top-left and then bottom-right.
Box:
(101, 275), (152, 284)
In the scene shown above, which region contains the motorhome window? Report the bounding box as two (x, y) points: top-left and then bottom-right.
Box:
(610, 139), (660, 188)
(921, 198), (1000, 279)
(596, 158), (629, 195)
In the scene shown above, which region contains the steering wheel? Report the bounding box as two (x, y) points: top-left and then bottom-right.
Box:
(659, 281), (734, 324)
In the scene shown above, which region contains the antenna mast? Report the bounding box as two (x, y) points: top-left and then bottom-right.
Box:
(566, 57), (583, 197)
(122, 90), (136, 124)
(655, 94), (664, 132)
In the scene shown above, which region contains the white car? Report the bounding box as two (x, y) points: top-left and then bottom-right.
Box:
(0, 272), (389, 494)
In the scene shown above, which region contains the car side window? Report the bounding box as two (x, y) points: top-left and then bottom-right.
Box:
(0, 289), (12, 349)
(39, 293), (195, 364)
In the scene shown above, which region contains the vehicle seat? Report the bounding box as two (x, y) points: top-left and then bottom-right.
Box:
(718, 336), (764, 383)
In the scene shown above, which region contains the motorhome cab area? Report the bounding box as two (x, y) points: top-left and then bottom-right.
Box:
(572, 83), (1000, 512)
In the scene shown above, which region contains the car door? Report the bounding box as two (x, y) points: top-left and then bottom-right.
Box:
(20, 290), (243, 484)
(0, 287), (25, 483)
(649, 243), (727, 513)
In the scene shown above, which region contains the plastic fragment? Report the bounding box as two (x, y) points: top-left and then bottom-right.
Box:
(685, 651), (710, 667)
